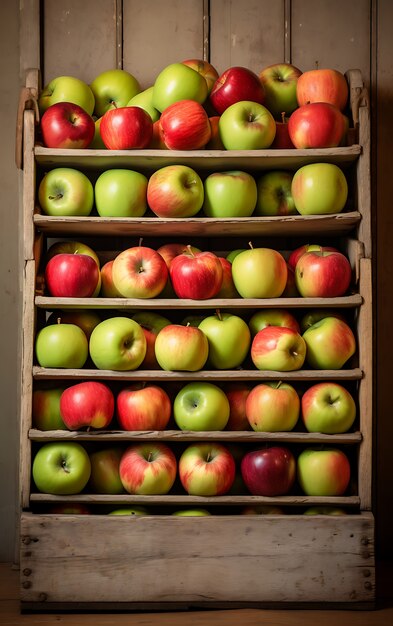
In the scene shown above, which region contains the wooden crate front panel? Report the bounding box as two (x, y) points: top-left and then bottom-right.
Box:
(20, 512), (375, 605)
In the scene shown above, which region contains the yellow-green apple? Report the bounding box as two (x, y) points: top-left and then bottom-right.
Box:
(89, 117), (106, 149)
(241, 446), (296, 496)
(90, 68), (140, 117)
(172, 508), (211, 516)
(116, 383), (171, 430)
(159, 99), (211, 150)
(89, 317), (146, 371)
(251, 326), (306, 371)
(296, 68), (348, 111)
(219, 101), (276, 150)
(270, 114), (295, 148)
(300, 309), (346, 333)
(206, 116), (225, 149)
(147, 165), (204, 218)
(301, 382), (356, 434)
(179, 443), (235, 495)
(182, 59), (219, 94)
(35, 323), (88, 369)
(100, 261), (121, 297)
(45, 253), (99, 298)
(39, 75), (95, 115)
(47, 310), (101, 340)
(132, 311), (171, 369)
(40, 102), (95, 149)
(246, 382), (300, 432)
(297, 448), (351, 496)
(32, 442), (91, 495)
(119, 443), (177, 495)
(303, 506), (347, 515)
(198, 311), (251, 369)
(38, 167), (94, 217)
(295, 250), (352, 297)
(111, 246), (168, 298)
(288, 243), (339, 271)
(59, 381), (114, 430)
(224, 383), (251, 431)
(248, 309), (300, 337)
(169, 248), (223, 299)
(291, 163), (348, 215)
(32, 387), (66, 430)
(154, 324), (209, 372)
(173, 382), (230, 431)
(127, 86), (160, 122)
(88, 447), (124, 494)
(153, 62), (208, 112)
(94, 169), (148, 217)
(210, 66), (265, 114)
(109, 507), (149, 515)
(288, 102), (346, 148)
(202, 170), (257, 218)
(302, 317), (356, 369)
(216, 257), (239, 298)
(100, 106), (153, 149)
(259, 62), (302, 119)
(231, 246), (287, 298)
(157, 243), (201, 269)
(241, 505), (285, 515)
(255, 170), (296, 216)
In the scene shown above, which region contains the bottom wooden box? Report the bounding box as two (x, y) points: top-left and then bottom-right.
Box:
(19, 511), (375, 610)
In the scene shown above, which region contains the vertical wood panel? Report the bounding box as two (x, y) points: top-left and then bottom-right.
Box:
(123, 0), (205, 89)
(210, 0), (285, 75)
(43, 0), (118, 85)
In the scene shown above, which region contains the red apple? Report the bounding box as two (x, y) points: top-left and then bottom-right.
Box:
(179, 443), (236, 496)
(248, 309), (300, 337)
(296, 68), (349, 111)
(210, 66), (265, 114)
(89, 447), (125, 494)
(116, 383), (171, 430)
(159, 99), (211, 150)
(270, 114), (295, 148)
(206, 116), (225, 149)
(147, 165), (204, 218)
(45, 253), (100, 298)
(245, 382), (300, 432)
(112, 246), (168, 298)
(132, 311), (171, 369)
(100, 106), (153, 149)
(100, 260), (122, 297)
(216, 257), (239, 298)
(40, 101), (95, 149)
(225, 383), (251, 431)
(288, 244), (339, 272)
(251, 326), (306, 371)
(156, 243), (201, 270)
(182, 59), (219, 94)
(119, 443), (177, 494)
(241, 446), (296, 496)
(288, 102), (346, 149)
(295, 250), (352, 297)
(148, 119), (168, 149)
(60, 381), (114, 430)
(169, 247), (223, 300)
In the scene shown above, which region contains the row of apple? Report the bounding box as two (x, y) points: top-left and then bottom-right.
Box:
(39, 161), (349, 219)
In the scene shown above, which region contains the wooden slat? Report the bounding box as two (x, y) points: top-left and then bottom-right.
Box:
(23, 111), (36, 262)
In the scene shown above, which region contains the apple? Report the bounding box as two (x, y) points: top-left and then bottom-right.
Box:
(119, 443), (177, 495)
(270, 114), (295, 148)
(291, 163), (348, 215)
(259, 62), (302, 119)
(303, 507), (347, 516)
(282, 263), (299, 297)
(156, 243), (201, 269)
(225, 383), (251, 431)
(287, 244), (339, 272)
(173, 382), (230, 431)
(89, 447), (124, 494)
(302, 317), (356, 369)
(127, 86), (160, 122)
(40, 102), (95, 149)
(38, 167), (94, 217)
(182, 59), (219, 94)
(202, 170), (257, 218)
(35, 322), (88, 369)
(169, 248), (223, 300)
(226, 249), (246, 263)
(172, 509), (211, 516)
(241, 446), (296, 496)
(231, 246), (287, 298)
(297, 448), (351, 496)
(32, 387), (66, 430)
(45, 253), (99, 298)
(117, 383), (171, 430)
(300, 309), (346, 333)
(32, 442), (91, 495)
(89, 317), (146, 371)
(219, 101), (276, 150)
(111, 246), (168, 298)
(47, 310), (101, 340)
(109, 507), (149, 516)
(198, 311), (251, 369)
(154, 324), (208, 372)
(296, 68), (349, 111)
(206, 116), (225, 149)
(100, 106), (153, 150)
(89, 117), (106, 149)
(148, 119), (168, 149)
(295, 250), (352, 297)
(147, 165), (204, 218)
(95, 169), (148, 217)
(248, 309), (300, 337)
(180, 314), (205, 327)
(179, 443), (235, 495)
(255, 170), (296, 216)
(241, 505), (285, 515)
(210, 66), (265, 114)
(288, 102), (346, 149)
(301, 382), (356, 434)
(59, 381), (114, 430)
(245, 382), (300, 432)
(46, 240), (100, 267)
(159, 99), (211, 150)
(251, 326), (306, 371)
(100, 261), (121, 298)
(132, 311), (171, 369)
(90, 68), (140, 117)
(48, 503), (91, 515)
(216, 257), (239, 298)
(152, 62), (208, 112)
(38, 75), (95, 115)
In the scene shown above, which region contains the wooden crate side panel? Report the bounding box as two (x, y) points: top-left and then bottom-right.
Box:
(20, 513), (375, 604)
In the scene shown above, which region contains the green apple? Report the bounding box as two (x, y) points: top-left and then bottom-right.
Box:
(300, 309), (346, 333)
(226, 249), (246, 263)
(38, 168), (94, 217)
(94, 169), (148, 217)
(109, 507), (149, 516)
(127, 86), (160, 122)
(32, 442), (91, 495)
(32, 387), (66, 430)
(35, 323), (89, 369)
(90, 69), (140, 117)
(173, 382), (230, 431)
(89, 317), (146, 371)
(231, 247), (287, 298)
(89, 447), (125, 494)
(172, 509), (211, 516)
(302, 317), (356, 369)
(152, 62), (208, 112)
(38, 75), (95, 115)
(47, 310), (102, 341)
(291, 163), (348, 215)
(259, 63), (302, 119)
(202, 171), (257, 218)
(219, 101), (276, 150)
(301, 382), (356, 434)
(198, 311), (251, 369)
(297, 448), (351, 496)
(255, 170), (296, 216)
(154, 324), (209, 372)
(303, 506), (347, 515)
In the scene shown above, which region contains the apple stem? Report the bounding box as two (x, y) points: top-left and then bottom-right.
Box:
(138, 237), (143, 247)
(248, 241), (254, 250)
(110, 100), (118, 108)
(216, 309), (222, 321)
(281, 112), (286, 124)
(61, 460), (70, 474)
(147, 451), (153, 463)
(206, 452), (212, 463)
(275, 381), (282, 390)
(57, 317), (61, 325)
(186, 245), (195, 257)
(48, 193), (63, 201)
